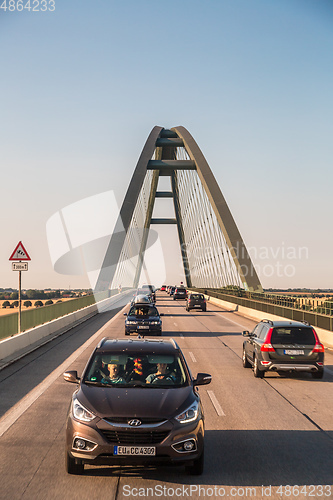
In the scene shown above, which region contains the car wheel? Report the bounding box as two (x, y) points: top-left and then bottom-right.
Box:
(242, 347), (251, 368)
(125, 331), (129, 336)
(65, 452), (84, 475)
(186, 451), (204, 476)
(201, 307), (206, 312)
(253, 355), (264, 378)
(312, 369), (324, 379)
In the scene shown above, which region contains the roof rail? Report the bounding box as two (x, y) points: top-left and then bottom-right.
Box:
(97, 337), (108, 348)
(302, 320), (310, 326)
(261, 319), (273, 325)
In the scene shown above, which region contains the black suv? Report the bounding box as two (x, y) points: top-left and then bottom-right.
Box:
(173, 287), (187, 300)
(242, 319), (325, 378)
(64, 338), (212, 475)
(186, 293), (206, 312)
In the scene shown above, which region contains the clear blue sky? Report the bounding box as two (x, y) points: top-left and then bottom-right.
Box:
(1, 0), (332, 290)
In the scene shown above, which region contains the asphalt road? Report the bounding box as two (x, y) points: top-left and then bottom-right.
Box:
(1, 292), (333, 500)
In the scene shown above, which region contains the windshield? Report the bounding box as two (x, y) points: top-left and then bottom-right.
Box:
(83, 352), (188, 388)
(129, 305), (159, 317)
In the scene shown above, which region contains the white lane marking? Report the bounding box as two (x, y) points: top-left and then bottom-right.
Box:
(216, 312), (250, 330)
(0, 307), (126, 438)
(189, 351), (196, 362)
(174, 322), (178, 326)
(207, 390), (226, 416)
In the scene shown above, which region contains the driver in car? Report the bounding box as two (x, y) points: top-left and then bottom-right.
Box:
(146, 363), (175, 384)
(101, 363), (125, 384)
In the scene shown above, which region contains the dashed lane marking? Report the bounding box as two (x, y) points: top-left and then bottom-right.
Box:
(189, 352), (196, 362)
(207, 390), (226, 416)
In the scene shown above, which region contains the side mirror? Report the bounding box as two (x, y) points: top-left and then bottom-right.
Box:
(193, 373), (212, 386)
(63, 371), (80, 384)
(242, 330), (250, 337)
(123, 312), (127, 316)
(160, 313), (164, 316)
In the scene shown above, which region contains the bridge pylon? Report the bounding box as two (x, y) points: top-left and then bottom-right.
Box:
(95, 126), (262, 293)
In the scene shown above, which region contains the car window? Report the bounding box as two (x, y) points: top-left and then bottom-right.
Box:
(129, 306), (159, 316)
(83, 352), (188, 387)
(258, 325), (269, 340)
(271, 327), (315, 345)
(190, 294), (203, 300)
(251, 324), (261, 337)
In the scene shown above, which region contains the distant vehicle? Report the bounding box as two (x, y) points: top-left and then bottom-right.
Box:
(242, 320), (325, 378)
(160, 285), (166, 291)
(64, 338), (212, 475)
(124, 303), (163, 336)
(141, 285), (156, 302)
(173, 287), (187, 300)
(130, 294), (153, 306)
(186, 294), (206, 312)
(169, 286), (176, 296)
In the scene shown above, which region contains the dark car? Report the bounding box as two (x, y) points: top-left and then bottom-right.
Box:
(64, 338), (212, 475)
(141, 285), (156, 302)
(173, 287), (187, 300)
(124, 303), (163, 336)
(242, 319), (325, 379)
(169, 286), (176, 296)
(186, 293), (206, 312)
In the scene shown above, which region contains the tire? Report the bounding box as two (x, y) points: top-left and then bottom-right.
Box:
(65, 452), (84, 475)
(186, 451), (204, 476)
(201, 307), (206, 312)
(186, 307), (189, 311)
(242, 347), (251, 368)
(312, 369), (324, 379)
(125, 331), (130, 336)
(253, 355), (264, 378)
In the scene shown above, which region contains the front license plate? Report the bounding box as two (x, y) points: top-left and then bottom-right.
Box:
(114, 446), (156, 456)
(138, 325), (149, 329)
(284, 349), (305, 355)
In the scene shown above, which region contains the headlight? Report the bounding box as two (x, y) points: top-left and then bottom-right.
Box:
(151, 321), (161, 325)
(126, 320), (137, 325)
(175, 402), (199, 424)
(73, 399), (96, 422)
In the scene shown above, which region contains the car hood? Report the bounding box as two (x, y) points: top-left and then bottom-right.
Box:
(77, 385), (194, 419)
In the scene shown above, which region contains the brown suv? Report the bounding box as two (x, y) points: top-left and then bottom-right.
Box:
(64, 338), (212, 475)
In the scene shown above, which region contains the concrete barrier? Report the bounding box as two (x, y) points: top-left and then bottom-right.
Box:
(207, 295), (333, 349)
(0, 290), (133, 365)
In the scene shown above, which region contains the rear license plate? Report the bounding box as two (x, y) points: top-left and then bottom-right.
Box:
(284, 349), (305, 355)
(114, 446), (156, 456)
(138, 325), (149, 329)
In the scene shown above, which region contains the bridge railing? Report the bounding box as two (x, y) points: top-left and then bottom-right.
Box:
(190, 288), (333, 332)
(0, 290), (121, 341)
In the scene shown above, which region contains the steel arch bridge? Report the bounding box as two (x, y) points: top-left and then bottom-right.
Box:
(95, 126), (262, 293)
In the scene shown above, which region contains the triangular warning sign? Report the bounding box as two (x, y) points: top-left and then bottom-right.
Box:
(9, 241), (31, 261)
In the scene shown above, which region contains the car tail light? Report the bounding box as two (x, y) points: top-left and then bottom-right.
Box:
(261, 328), (275, 352)
(311, 343), (325, 353)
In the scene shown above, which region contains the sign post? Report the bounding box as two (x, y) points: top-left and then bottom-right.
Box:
(9, 242), (31, 334)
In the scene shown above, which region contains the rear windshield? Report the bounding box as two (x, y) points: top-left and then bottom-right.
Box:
(271, 327), (315, 345)
(190, 294), (204, 300)
(83, 352), (188, 388)
(129, 305), (159, 317)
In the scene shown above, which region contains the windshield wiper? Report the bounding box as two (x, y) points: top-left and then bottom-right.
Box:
(84, 380), (113, 387)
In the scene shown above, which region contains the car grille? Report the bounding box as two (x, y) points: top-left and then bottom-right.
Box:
(100, 429), (169, 445)
(104, 417), (166, 424)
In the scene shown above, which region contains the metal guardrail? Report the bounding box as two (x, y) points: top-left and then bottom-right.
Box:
(190, 288), (333, 332)
(0, 290), (120, 340)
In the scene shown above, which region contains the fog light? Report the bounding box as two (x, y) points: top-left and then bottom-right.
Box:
(184, 440), (194, 451)
(75, 438), (86, 449)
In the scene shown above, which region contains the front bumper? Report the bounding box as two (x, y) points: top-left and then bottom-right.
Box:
(66, 417), (204, 466)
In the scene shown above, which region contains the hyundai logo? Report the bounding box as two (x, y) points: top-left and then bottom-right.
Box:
(128, 419), (142, 426)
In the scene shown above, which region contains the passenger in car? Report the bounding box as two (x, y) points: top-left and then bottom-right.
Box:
(146, 363), (176, 384)
(101, 363), (126, 384)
